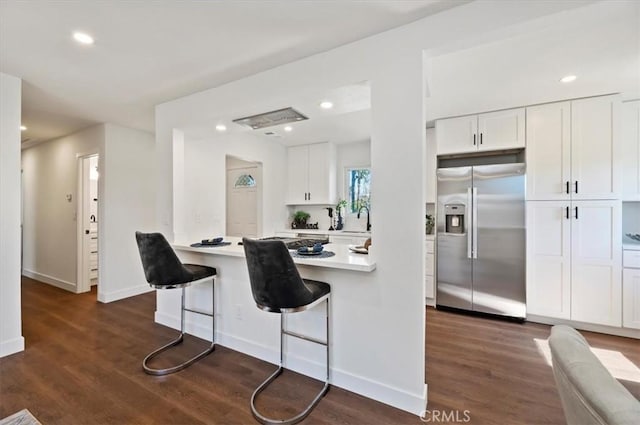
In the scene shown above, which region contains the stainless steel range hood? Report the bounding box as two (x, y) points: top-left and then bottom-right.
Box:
(233, 107), (308, 130)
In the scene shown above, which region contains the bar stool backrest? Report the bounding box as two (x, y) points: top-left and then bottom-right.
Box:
(242, 238), (316, 311)
(135, 231), (191, 286)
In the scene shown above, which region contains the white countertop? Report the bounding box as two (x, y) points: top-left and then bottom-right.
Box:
(623, 235), (640, 251)
(173, 236), (376, 272)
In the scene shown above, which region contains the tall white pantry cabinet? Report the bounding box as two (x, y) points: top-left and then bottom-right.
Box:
(525, 95), (624, 327)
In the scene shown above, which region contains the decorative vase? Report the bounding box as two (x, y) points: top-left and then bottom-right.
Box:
(425, 222), (434, 235)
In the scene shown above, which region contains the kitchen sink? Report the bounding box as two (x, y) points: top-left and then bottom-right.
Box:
(340, 230), (370, 235)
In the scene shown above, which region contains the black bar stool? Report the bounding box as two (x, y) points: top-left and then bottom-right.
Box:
(242, 237), (330, 425)
(135, 231), (217, 376)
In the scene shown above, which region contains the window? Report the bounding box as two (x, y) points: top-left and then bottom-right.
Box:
(346, 167), (371, 214)
(234, 174), (256, 188)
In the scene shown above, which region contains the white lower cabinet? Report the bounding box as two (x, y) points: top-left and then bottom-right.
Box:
(425, 237), (435, 302)
(526, 200), (622, 326)
(623, 269), (640, 329)
(526, 201), (571, 319)
(623, 248), (640, 329)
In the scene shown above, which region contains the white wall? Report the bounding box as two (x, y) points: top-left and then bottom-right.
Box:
(98, 123), (156, 302)
(623, 202), (640, 234)
(175, 132), (288, 243)
(21, 125), (104, 292)
(154, 0), (595, 414)
(0, 72), (24, 357)
(21, 123), (156, 303)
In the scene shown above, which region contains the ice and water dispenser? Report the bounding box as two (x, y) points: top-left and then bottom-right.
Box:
(444, 204), (465, 234)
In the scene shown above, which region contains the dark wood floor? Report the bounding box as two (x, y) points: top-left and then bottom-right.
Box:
(1, 278), (639, 424)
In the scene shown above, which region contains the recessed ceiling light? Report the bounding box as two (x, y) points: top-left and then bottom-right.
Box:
(320, 101), (333, 109)
(20, 125), (27, 131)
(284, 126), (293, 132)
(215, 124), (227, 132)
(560, 75), (577, 83)
(73, 32), (94, 45)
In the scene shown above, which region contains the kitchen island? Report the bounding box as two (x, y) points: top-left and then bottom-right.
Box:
(153, 236), (408, 411)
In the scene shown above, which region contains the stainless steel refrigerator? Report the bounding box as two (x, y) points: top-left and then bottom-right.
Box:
(436, 163), (526, 319)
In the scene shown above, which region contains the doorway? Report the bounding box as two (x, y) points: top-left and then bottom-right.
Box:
(77, 154), (99, 294)
(225, 156), (262, 238)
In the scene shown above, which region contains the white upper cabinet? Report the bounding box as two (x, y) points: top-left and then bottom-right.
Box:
(436, 115), (477, 155)
(436, 107), (524, 155)
(477, 108), (525, 152)
(526, 102), (571, 201)
(426, 128), (437, 203)
(286, 142), (336, 205)
(526, 95), (621, 201)
(571, 96), (621, 200)
(622, 100), (640, 201)
(287, 145), (309, 205)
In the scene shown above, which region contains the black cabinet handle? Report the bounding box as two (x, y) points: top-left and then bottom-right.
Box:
(480, 133), (483, 145)
(566, 181), (570, 194)
(473, 134), (476, 145)
(308, 192), (311, 201)
(304, 193), (307, 201)
(574, 206), (579, 219)
(574, 181), (578, 194)
(565, 206), (570, 219)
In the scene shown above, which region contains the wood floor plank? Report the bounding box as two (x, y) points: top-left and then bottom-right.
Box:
(2, 277), (639, 424)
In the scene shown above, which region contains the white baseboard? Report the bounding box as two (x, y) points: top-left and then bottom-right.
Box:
(527, 315), (640, 339)
(154, 311), (427, 415)
(22, 269), (76, 292)
(425, 297), (436, 307)
(0, 336), (25, 358)
(98, 284), (153, 303)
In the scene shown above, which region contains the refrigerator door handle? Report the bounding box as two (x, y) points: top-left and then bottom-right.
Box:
(467, 187), (473, 259)
(472, 187), (478, 259)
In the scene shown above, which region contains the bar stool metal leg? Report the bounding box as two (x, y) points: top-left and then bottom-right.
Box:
(250, 295), (330, 425)
(143, 277), (216, 376)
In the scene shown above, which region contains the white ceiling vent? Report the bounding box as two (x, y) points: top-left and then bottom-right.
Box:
(233, 107), (308, 130)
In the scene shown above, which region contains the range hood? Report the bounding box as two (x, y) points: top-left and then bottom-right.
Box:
(233, 107), (308, 130)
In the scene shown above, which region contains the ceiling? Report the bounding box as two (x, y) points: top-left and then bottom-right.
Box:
(183, 81), (371, 147)
(424, 0), (640, 123)
(0, 0), (467, 145)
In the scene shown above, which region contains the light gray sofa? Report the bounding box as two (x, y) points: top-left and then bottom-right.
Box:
(549, 325), (640, 425)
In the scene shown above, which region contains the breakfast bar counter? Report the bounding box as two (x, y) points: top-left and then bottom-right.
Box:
(154, 235), (390, 409)
(172, 236), (376, 272)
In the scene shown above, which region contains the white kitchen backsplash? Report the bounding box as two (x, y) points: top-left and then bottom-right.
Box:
(285, 205), (369, 231)
(622, 202), (640, 234)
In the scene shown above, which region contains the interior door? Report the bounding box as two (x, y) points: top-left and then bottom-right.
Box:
(436, 166), (472, 311)
(226, 167), (258, 237)
(472, 163), (526, 318)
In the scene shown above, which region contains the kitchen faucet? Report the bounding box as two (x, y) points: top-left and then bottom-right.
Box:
(357, 205), (371, 231)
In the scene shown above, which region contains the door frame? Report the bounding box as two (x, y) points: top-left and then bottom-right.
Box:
(76, 152), (99, 294)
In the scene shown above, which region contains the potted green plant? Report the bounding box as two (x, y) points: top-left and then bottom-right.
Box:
(292, 210), (311, 229)
(425, 214), (435, 235)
